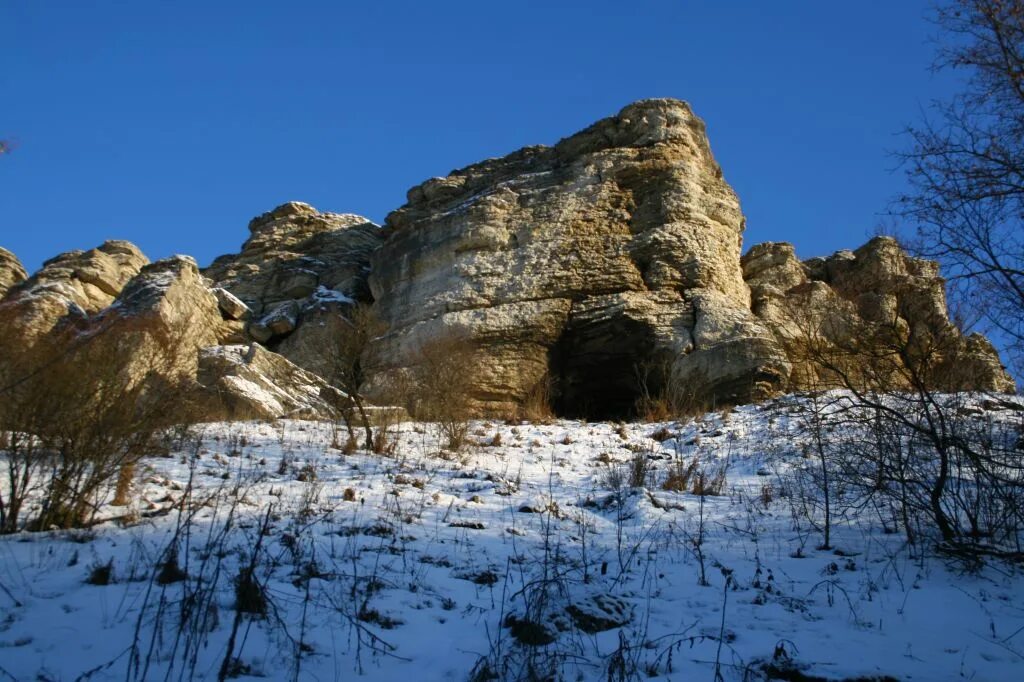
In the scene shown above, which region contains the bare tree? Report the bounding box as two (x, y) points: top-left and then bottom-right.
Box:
(323, 304), (387, 451)
(788, 289), (1024, 558)
(897, 0), (1024, 373)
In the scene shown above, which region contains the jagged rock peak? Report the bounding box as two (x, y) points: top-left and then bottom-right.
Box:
(204, 201), (385, 378)
(115, 255), (206, 313)
(205, 202), (381, 311)
(392, 98), (729, 233)
(0, 247), (27, 298)
(18, 239), (150, 311)
(245, 201), (376, 244)
(0, 240), (149, 345)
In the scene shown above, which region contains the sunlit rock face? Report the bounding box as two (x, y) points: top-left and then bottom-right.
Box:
(4, 99), (1009, 424)
(0, 247), (27, 299)
(369, 98), (790, 417)
(0, 240), (149, 346)
(204, 201), (383, 378)
(742, 237), (1015, 394)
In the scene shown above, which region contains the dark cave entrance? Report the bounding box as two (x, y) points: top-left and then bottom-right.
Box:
(548, 313), (663, 421)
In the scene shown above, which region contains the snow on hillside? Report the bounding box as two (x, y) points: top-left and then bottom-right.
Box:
(1, 397), (1023, 681)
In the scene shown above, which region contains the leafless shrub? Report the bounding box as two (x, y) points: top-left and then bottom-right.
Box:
(786, 287), (1024, 560)
(692, 466), (727, 497)
(0, 326), (195, 532)
(627, 450), (651, 488)
(371, 407), (401, 456)
(323, 303), (387, 451)
(518, 373), (554, 424)
(634, 359), (710, 422)
(663, 457), (700, 493)
(407, 329), (482, 451)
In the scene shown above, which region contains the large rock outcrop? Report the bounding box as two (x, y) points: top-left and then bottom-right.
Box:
(369, 98), (790, 417)
(0, 245), (342, 423)
(0, 240), (149, 346)
(0, 247), (27, 298)
(84, 255), (343, 421)
(205, 201), (383, 377)
(743, 237), (1015, 392)
(2, 99), (1013, 424)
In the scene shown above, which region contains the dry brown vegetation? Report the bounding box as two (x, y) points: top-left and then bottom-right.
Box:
(0, 327), (193, 532)
(406, 329), (482, 451)
(634, 359), (711, 423)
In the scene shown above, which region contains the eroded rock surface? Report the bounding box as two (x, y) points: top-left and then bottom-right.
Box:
(0, 246), (341, 423)
(91, 255), (241, 379)
(742, 237), (1015, 392)
(370, 98), (789, 416)
(205, 201), (383, 376)
(0, 247), (27, 298)
(0, 240), (149, 345)
(195, 344), (343, 421)
(1, 100), (1012, 423)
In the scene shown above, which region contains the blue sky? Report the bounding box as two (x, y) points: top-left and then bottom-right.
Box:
(2, 1), (958, 274)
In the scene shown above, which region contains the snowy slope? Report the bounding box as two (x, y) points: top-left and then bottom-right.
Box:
(1, 397), (1022, 681)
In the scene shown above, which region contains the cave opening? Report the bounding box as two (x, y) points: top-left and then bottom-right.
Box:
(548, 314), (662, 421)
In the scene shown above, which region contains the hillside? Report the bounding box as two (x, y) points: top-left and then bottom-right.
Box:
(1, 395), (1022, 681)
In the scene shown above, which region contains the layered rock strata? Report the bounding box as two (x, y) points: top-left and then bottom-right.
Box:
(2, 98), (1013, 422)
(369, 99), (791, 417)
(0, 247), (27, 298)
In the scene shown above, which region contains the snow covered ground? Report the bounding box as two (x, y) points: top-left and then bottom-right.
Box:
(1, 397), (1023, 681)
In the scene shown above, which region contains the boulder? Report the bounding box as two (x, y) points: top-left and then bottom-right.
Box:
(195, 343), (343, 421)
(369, 98), (790, 417)
(212, 287), (250, 320)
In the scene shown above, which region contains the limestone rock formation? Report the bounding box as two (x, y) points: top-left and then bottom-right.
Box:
(0, 247), (27, 298)
(195, 344), (343, 421)
(2, 100), (1013, 424)
(0, 240), (149, 345)
(742, 237), (1015, 392)
(370, 98), (790, 417)
(90, 255), (241, 378)
(79, 255), (342, 421)
(205, 201), (383, 376)
(212, 287), (250, 320)
(0, 245), (341, 423)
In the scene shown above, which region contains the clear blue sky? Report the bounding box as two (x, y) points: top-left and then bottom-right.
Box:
(2, 1), (958, 274)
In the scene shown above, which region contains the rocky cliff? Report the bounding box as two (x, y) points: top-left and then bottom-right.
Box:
(369, 99), (791, 417)
(1, 98), (1014, 422)
(742, 237), (1016, 393)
